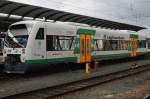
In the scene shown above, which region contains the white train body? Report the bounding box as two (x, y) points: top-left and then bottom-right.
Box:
(4, 20), (148, 73)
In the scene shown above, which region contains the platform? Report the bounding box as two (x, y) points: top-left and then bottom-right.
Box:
(0, 59), (150, 98)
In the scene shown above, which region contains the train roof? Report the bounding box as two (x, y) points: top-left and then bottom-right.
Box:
(10, 20), (39, 26)
(10, 20), (146, 37)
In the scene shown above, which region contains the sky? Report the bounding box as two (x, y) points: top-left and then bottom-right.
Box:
(9, 0), (150, 27)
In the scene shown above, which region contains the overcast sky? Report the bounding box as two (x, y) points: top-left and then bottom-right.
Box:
(9, 0), (150, 27)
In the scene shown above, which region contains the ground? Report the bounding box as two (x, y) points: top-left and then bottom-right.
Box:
(0, 59), (149, 98)
(59, 70), (150, 99)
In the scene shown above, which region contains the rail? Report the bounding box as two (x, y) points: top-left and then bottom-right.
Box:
(3, 63), (150, 99)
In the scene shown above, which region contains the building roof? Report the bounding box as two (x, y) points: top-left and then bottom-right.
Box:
(0, 0), (146, 31)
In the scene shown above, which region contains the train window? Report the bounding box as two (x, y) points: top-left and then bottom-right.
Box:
(103, 40), (128, 51)
(147, 39), (150, 49)
(81, 39), (85, 55)
(94, 39), (128, 51)
(36, 28), (44, 40)
(103, 40), (111, 51)
(119, 40), (128, 50)
(46, 36), (61, 51)
(110, 40), (118, 50)
(46, 35), (75, 51)
(59, 36), (74, 51)
(138, 41), (142, 48)
(94, 39), (103, 51)
(143, 41), (146, 48)
(138, 40), (146, 48)
(9, 24), (28, 35)
(14, 35), (28, 48)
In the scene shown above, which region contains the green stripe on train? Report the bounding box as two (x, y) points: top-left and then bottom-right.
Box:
(77, 28), (96, 35)
(25, 52), (146, 65)
(130, 34), (138, 38)
(25, 57), (77, 65)
(74, 37), (80, 54)
(91, 53), (129, 61)
(91, 52), (146, 61)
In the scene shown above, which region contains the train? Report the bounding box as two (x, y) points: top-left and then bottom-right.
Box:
(2, 20), (148, 73)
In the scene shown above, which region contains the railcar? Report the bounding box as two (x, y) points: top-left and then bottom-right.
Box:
(3, 20), (148, 73)
(137, 29), (150, 51)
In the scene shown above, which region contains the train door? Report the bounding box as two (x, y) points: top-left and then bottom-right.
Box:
(131, 39), (137, 57)
(80, 34), (91, 63)
(34, 23), (46, 59)
(129, 34), (138, 57)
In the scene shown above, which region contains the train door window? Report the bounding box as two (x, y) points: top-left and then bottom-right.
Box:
(36, 28), (44, 40)
(87, 39), (90, 54)
(81, 39), (85, 55)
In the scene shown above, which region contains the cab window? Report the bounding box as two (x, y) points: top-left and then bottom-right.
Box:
(36, 28), (44, 40)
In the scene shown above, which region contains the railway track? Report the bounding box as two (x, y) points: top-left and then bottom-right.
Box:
(3, 63), (150, 99)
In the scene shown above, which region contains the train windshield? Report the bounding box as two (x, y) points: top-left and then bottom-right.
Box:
(5, 24), (32, 48)
(14, 35), (28, 47)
